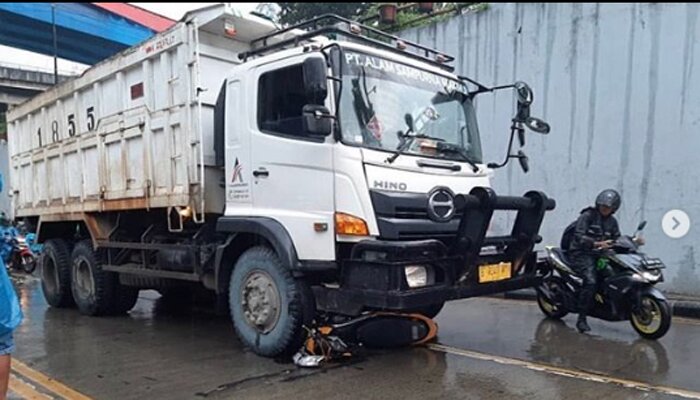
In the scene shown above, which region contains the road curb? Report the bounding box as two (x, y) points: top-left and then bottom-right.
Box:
(672, 301), (700, 319)
(501, 289), (700, 319)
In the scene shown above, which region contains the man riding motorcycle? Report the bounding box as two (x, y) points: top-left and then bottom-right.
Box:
(539, 190), (665, 338)
(563, 189), (643, 333)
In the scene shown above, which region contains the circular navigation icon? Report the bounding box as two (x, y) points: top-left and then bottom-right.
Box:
(662, 210), (690, 239)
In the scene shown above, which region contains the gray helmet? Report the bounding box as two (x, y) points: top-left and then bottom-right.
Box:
(595, 189), (621, 213)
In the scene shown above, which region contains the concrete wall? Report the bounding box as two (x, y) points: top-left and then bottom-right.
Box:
(400, 3), (700, 296)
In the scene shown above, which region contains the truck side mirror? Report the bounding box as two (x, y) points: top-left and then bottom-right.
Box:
(526, 117), (550, 134)
(518, 150), (529, 173)
(513, 81), (532, 123)
(302, 105), (333, 137)
(515, 81), (533, 106)
(303, 57), (328, 105)
(512, 82), (551, 134)
(517, 127), (525, 147)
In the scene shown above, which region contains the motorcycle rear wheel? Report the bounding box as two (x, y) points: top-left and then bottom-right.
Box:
(537, 278), (569, 319)
(630, 295), (671, 340)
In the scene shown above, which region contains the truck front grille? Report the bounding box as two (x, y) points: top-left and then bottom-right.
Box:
(369, 190), (462, 241)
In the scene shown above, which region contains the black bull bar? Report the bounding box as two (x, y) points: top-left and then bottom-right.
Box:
(314, 187), (557, 316)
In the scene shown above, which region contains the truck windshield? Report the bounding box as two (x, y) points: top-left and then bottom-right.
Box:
(336, 50), (483, 163)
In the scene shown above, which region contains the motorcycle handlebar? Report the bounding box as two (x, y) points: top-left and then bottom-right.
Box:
(593, 236), (639, 252)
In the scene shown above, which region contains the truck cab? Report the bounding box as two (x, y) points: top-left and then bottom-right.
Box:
(220, 39), (488, 265)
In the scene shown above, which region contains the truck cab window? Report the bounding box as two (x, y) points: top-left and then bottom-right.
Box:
(257, 64), (307, 137)
(337, 51), (483, 163)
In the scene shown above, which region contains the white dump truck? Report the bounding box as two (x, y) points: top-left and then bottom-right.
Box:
(7, 4), (555, 356)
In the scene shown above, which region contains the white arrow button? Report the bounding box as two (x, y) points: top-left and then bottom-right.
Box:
(662, 210), (690, 239)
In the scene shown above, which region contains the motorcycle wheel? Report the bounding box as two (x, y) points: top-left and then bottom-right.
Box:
(630, 295), (671, 340)
(537, 278), (569, 319)
(21, 254), (37, 274)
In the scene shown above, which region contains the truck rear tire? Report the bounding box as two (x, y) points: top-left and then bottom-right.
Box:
(41, 239), (74, 308)
(229, 246), (315, 357)
(70, 240), (138, 316)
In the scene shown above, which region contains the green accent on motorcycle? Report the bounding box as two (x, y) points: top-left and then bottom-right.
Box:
(596, 258), (608, 271)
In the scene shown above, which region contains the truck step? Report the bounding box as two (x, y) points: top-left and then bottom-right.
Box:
(102, 264), (200, 282)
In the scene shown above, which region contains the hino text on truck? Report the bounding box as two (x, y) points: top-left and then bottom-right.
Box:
(7, 5), (555, 356)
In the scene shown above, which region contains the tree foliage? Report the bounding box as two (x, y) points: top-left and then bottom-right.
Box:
(366, 3), (463, 32)
(273, 3), (486, 34)
(278, 3), (372, 26)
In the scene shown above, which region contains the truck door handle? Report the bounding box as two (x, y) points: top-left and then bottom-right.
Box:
(253, 169), (269, 177)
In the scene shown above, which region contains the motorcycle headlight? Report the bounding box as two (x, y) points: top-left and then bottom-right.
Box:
(641, 270), (661, 282)
(405, 265), (434, 288)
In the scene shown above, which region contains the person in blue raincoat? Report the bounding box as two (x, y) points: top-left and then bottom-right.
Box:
(0, 212), (17, 266)
(0, 172), (23, 399)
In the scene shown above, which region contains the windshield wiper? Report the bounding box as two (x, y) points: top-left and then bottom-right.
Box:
(385, 114), (418, 164)
(385, 121), (480, 172)
(433, 141), (480, 172)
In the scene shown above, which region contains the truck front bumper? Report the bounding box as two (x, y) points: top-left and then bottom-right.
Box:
(315, 188), (555, 316)
(314, 238), (548, 316)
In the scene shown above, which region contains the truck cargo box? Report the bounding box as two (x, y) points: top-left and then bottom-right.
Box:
(6, 4), (277, 220)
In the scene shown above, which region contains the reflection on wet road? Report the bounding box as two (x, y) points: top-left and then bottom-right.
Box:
(436, 297), (700, 395)
(8, 275), (700, 400)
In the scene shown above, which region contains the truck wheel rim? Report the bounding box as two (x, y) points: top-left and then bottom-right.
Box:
(241, 270), (281, 334)
(74, 258), (95, 299)
(631, 297), (662, 334)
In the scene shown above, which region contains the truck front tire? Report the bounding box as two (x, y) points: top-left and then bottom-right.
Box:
(70, 240), (139, 316)
(229, 246), (315, 357)
(41, 239), (74, 308)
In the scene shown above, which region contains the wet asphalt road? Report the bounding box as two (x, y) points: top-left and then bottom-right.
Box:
(7, 273), (700, 400)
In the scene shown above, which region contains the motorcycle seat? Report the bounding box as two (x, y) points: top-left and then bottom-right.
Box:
(550, 248), (580, 277)
(552, 248), (572, 265)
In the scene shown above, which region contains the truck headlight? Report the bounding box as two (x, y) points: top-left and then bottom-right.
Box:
(405, 265), (434, 288)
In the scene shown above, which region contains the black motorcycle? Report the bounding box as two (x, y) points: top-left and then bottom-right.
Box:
(536, 221), (671, 339)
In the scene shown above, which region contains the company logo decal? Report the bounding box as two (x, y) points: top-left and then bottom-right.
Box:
(232, 158), (244, 183)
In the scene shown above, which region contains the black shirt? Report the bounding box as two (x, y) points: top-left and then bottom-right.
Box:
(570, 207), (621, 252)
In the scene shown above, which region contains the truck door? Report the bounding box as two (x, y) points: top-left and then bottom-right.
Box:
(249, 55), (335, 261)
(224, 79), (254, 208)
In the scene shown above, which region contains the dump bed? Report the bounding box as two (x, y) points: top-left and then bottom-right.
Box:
(6, 5), (276, 220)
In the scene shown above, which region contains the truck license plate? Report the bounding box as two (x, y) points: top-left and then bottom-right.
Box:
(478, 262), (512, 283)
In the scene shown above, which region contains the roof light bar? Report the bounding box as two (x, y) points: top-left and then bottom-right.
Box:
(240, 14), (455, 71)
